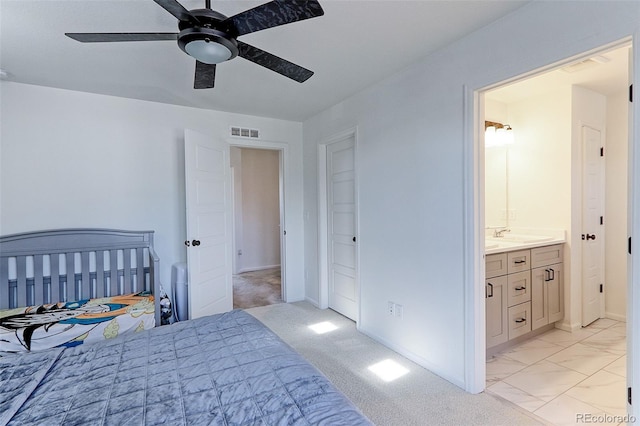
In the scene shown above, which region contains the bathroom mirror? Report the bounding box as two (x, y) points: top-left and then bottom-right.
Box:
(485, 144), (508, 228)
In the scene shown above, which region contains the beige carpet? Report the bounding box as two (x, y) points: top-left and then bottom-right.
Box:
(246, 301), (545, 426)
(233, 268), (283, 309)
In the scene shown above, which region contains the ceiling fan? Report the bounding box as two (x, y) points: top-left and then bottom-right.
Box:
(65, 0), (324, 89)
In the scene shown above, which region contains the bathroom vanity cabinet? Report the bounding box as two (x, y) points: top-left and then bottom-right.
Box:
(531, 245), (564, 330)
(486, 243), (564, 350)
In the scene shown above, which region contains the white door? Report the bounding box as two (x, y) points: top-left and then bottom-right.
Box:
(185, 129), (233, 319)
(582, 125), (604, 326)
(327, 136), (358, 320)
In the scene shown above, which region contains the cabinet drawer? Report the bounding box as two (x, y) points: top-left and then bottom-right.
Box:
(486, 253), (508, 278)
(507, 250), (530, 274)
(531, 244), (564, 269)
(507, 271), (531, 307)
(508, 301), (531, 339)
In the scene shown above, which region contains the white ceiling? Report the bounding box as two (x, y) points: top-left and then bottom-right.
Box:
(1, 0), (529, 121)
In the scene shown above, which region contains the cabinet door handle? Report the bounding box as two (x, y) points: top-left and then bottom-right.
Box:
(515, 318), (526, 323)
(514, 260), (526, 264)
(515, 286), (526, 291)
(544, 269), (550, 282)
(549, 268), (555, 281)
(487, 283), (494, 298)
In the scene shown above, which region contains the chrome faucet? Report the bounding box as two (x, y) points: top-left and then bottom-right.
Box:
(493, 228), (510, 238)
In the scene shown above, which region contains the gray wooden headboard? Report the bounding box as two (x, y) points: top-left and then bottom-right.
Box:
(0, 228), (162, 326)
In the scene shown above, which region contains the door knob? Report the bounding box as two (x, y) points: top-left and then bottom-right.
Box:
(582, 234), (596, 240)
(192, 239), (201, 246)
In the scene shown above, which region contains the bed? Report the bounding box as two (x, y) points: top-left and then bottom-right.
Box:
(1, 307), (372, 425)
(0, 229), (162, 352)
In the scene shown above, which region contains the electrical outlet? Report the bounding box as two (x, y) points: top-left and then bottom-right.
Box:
(394, 304), (403, 319)
(387, 301), (395, 316)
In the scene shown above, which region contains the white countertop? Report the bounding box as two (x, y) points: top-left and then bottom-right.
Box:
(484, 228), (566, 255)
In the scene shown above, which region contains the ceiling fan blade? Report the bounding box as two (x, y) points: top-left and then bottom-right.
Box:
(224, 0), (324, 37)
(65, 33), (178, 43)
(152, 0), (201, 25)
(194, 61), (216, 89)
(238, 41), (313, 83)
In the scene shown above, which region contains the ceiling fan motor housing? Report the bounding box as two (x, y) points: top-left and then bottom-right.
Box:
(177, 9), (238, 63)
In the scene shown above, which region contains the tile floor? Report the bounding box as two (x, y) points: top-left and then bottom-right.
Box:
(486, 318), (628, 425)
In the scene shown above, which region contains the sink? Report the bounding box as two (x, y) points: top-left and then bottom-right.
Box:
(485, 240), (522, 250)
(488, 234), (553, 244)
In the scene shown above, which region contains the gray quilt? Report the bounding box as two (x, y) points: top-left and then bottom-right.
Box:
(0, 310), (372, 425)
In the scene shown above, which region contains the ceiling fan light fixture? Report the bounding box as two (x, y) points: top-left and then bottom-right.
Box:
(178, 27), (238, 64)
(185, 39), (231, 64)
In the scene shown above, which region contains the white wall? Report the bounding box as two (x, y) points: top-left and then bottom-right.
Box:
(507, 88), (572, 230)
(234, 148), (281, 272)
(303, 1), (640, 389)
(605, 89), (629, 320)
(0, 82), (304, 300)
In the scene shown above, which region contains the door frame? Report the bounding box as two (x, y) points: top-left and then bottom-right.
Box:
(464, 38), (637, 405)
(228, 138), (289, 302)
(317, 127), (360, 323)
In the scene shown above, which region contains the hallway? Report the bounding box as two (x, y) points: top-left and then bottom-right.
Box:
(233, 268), (282, 309)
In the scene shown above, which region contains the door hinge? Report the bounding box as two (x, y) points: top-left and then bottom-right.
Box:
(629, 237), (632, 254)
(630, 84), (634, 103)
(600, 147), (604, 157)
(600, 216), (603, 225)
(629, 386), (632, 405)
(599, 284), (603, 293)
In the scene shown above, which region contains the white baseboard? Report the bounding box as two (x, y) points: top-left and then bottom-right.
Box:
(357, 326), (466, 390)
(237, 264), (281, 274)
(605, 311), (627, 322)
(556, 320), (582, 332)
(305, 296), (320, 308)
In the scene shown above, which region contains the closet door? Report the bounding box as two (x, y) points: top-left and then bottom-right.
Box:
(326, 136), (358, 320)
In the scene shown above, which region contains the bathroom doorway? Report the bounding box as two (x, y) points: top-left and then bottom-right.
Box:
(480, 42), (631, 423)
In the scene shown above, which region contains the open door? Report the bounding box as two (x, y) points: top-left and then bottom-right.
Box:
(185, 129), (233, 318)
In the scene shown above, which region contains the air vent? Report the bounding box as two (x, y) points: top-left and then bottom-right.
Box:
(230, 126), (260, 139)
(561, 55), (609, 74)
